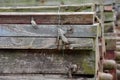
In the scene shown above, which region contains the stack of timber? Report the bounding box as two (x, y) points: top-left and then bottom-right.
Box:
(0, 3), (100, 80)
(0, 0), (117, 80)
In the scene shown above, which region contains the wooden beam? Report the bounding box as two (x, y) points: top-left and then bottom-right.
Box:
(0, 75), (94, 80)
(0, 50), (95, 74)
(0, 37), (93, 49)
(0, 4), (94, 9)
(0, 0), (96, 7)
(0, 12), (94, 24)
(0, 24), (97, 37)
(0, 4), (93, 12)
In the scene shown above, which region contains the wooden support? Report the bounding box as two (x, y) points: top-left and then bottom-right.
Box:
(0, 37), (93, 49)
(0, 0), (96, 7)
(0, 75), (95, 80)
(0, 24), (97, 37)
(0, 4), (93, 12)
(0, 12), (94, 24)
(0, 50), (95, 75)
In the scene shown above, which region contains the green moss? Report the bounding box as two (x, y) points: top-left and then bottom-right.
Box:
(82, 59), (95, 74)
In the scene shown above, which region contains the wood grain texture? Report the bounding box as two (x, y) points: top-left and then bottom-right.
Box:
(0, 37), (93, 49)
(0, 0), (98, 7)
(0, 24), (97, 37)
(0, 50), (95, 75)
(0, 12), (94, 24)
(0, 5), (92, 12)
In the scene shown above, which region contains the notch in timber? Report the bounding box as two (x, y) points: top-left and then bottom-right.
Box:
(0, 12), (94, 24)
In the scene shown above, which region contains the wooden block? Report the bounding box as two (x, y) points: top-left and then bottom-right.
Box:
(0, 24), (97, 37)
(0, 50), (95, 75)
(104, 22), (114, 33)
(0, 0), (96, 6)
(104, 11), (114, 22)
(0, 12), (94, 24)
(0, 5), (92, 12)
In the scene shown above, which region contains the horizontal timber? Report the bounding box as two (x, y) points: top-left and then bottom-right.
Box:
(0, 38), (93, 49)
(0, 12), (94, 24)
(0, 24), (98, 38)
(0, 50), (95, 74)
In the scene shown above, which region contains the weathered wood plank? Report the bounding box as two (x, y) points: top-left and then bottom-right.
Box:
(0, 75), (95, 80)
(0, 50), (95, 75)
(0, 0), (97, 7)
(0, 38), (93, 49)
(0, 24), (97, 37)
(0, 4), (93, 12)
(0, 12), (94, 24)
